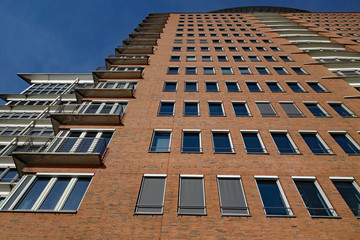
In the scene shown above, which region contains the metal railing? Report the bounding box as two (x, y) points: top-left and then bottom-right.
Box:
(116, 45), (153, 49)
(54, 103), (125, 118)
(95, 66), (144, 72)
(15, 136), (108, 158)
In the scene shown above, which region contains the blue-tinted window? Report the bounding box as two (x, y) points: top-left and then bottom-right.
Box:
(185, 67), (197, 75)
(246, 82), (261, 92)
(158, 102), (174, 116)
(329, 103), (355, 117)
(273, 67), (288, 75)
(206, 82), (218, 92)
(305, 103), (328, 117)
(185, 82), (197, 92)
(170, 55), (180, 62)
(257, 179), (291, 216)
(0, 169), (18, 182)
(301, 133), (331, 154)
(232, 102), (250, 116)
(307, 82), (327, 92)
(226, 82), (240, 92)
(330, 133), (360, 155)
(182, 132), (201, 153)
(238, 67), (251, 75)
(209, 102), (224, 116)
(150, 132), (171, 152)
(292, 67), (307, 75)
(266, 82), (283, 92)
(233, 55), (244, 62)
(221, 67), (233, 75)
(332, 181), (360, 217)
(256, 67), (270, 75)
(279, 55), (292, 62)
(287, 82), (305, 93)
(294, 180), (334, 217)
(217, 56), (228, 62)
(62, 178), (91, 211)
(40, 178), (70, 210)
(242, 132), (265, 153)
(203, 67), (215, 74)
(271, 133), (298, 154)
(264, 55), (276, 62)
(212, 132), (233, 153)
(167, 67), (179, 74)
(15, 177), (51, 210)
(184, 102), (199, 116)
(249, 55), (260, 62)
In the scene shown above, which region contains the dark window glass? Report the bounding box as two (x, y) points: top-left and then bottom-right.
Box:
(273, 67), (288, 75)
(242, 132), (265, 153)
(184, 102), (199, 116)
(212, 132), (233, 153)
(233, 56), (244, 62)
(158, 102), (174, 116)
(185, 82), (197, 92)
(170, 56), (180, 62)
(232, 103), (250, 116)
(206, 82), (218, 92)
(257, 180), (290, 215)
(167, 67), (179, 74)
(294, 180), (333, 216)
(332, 181), (360, 217)
(203, 67), (215, 74)
(62, 178), (91, 211)
(330, 133), (360, 155)
(217, 56), (227, 62)
(15, 177), (51, 210)
(264, 56), (276, 62)
(301, 133), (331, 154)
(246, 82), (261, 92)
(329, 103), (354, 117)
(0, 169), (18, 182)
(292, 67), (307, 75)
(39, 178), (70, 210)
(307, 82), (326, 92)
(249, 56), (260, 62)
(182, 132), (201, 153)
(271, 133), (297, 154)
(280, 102), (303, 117)
(266, 82), (283, 92)
(305, 103), (328, 117)
(287, 82), (305, 92)
(256, 102), (277, 117)
(279, 56), (292, 62)
(150, 132), (171, 152)
(209, 103), (224, 116)
(256, 67), (270, 75)
(226, 82), (240, 92)
(186, 67), (197, 75)
(239, 67), (251, 75)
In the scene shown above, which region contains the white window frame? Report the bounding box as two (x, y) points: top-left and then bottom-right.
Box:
(286, 81), (306, 92)
(269, 130), (300, 154)
(178, 174), (206, 215)
(149, 129), (172, 153)
(211, 130), (235, 154)
(298, 130), (333, 154)
(220, 66), (234, 75)
(158, 100), (175, 116)
(328, 131), (360, 153)
(208, 101), (225, 117)
(240, 130), (267, 154)
(303, 101), (330, 117)
(254, 175), (294, 216)
(292, 176), (338, 217)
(186, 55), (197, 62)
(183, 100), (199, 116)
(327, 102), (356, 117)
(181, 129), (202, 153)
(231, 101), (251, 117)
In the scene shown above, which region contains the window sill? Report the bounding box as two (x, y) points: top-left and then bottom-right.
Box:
(279, 152), (302, 155)
(178, 213), (207, 216)
(222, 214), (252, 217)
(266, 214), (296, 218)
(148, 151), (170, 153)
(246, 152), (269, 155)
(181, 151), (203, 154)
(134, 212), (163, 215)
(214, 152), (236, 154)
(310, 215), (342, 219)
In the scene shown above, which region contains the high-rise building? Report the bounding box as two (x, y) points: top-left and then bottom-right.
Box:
(0, 6), (359, 239)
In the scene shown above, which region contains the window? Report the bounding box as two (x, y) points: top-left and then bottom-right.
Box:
(0, 168), (19, 182)
(182, 130), (201, 153)
(186, 46), (195, 52)
(266, 82), (283, 92)
(256, 102), (277, 117)
(255, 176), (293, 216)
(291, 67), (308, 75)
(328, 103), (356, 117)
(172, 46), (181, 51)
(228, 47), (238, 51)
(185, 67), (197, 75)
(184, 101), (199, 116)
(203, 67), (215, 75)
(217, 176), (249, 216)
(199, 38), (207, 43)
(200, 46), (210, 51)
(135, 175), (166, 214)
(241, 131), (266, 153)
(221, 67), (233, 75)
(264, 55), (276, 62)
(170, 55), (180, 62)
(287, 82), (306, 93)
(300, 132), (332, 154)
(185, 81), (198, 92)
(279, 55), (293, 62)
(248, 55), (260, 62)
(214, 47), (224, 51)
(307, 82), (328, 93)
(167, 67), (179, 75)
(0, 174), (92, 212)
(329, 132), (360, 155)
(212, 39), (220, 43)
(250, 39), (259, 43)
(271, 131), (299, 154)
(158, 101), (175, 116)
(226, 82), (240, 92)
(212, 131), (234, 153)
(208, 102), (225, 116)
(232, 102), (251, 117)
(217, 55), (228, 62)
(293, 177), (337, 217)
(273, 67), (289, 75)
(202, 55), (212, 62)
(149, 130), (171, 152)
(262, 39), (272, 43)
(270, 46), (281, 51)
(331, 178), (360, 217)
(174, 39), (182, 44)
(242, 46), (252, 51)
(233, 55), (244, 62)
(186, 55), (196, 62)
(256, 46), (266, 51)
(186, 39), (195, 43)
(205, 82), (218, 92)
(280, 102), (304, 117)
(256, 67), (270, 75)
(163, 81), (177, 92)
(178, 175), (206, 215)
(304, 102), (329, 117)
(246, 82), (262, 92)
(238, 67), (252, 75)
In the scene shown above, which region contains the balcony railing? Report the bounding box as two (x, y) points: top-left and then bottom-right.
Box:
(123, 38), (157, 46)
(93, 66), (144, 81)
(75, 82), (136, 101)
(105, 55), (149, 66)
(129, 31), (161, 38)
(116, 45), (153, 54)
(12, 136), (109, 171)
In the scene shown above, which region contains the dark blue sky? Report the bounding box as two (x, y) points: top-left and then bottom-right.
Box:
(0, 0), (359, 95)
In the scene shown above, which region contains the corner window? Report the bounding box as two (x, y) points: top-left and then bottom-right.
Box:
(158, 101), (175, 116)
(293, 177), (337, 217)
(178, 175), (206, 215)
(182, 130), (201, 153)
(217, 176), (249, 216)
(135, 175), (166, 214)
(241, 131), (266, 153)
(256, 176), (293, 216)
(331, 178), (360, 217)
(329, 132), (360, 155)
(149, 130), (171, 152)
(163, 81), (177, 92)
(232, 102), (251, 117)
(212, 131), (234, 153)
(0, 174), (92, 212)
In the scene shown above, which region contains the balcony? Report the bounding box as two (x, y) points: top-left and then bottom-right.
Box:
(142, 18), (168, 24)
(139, 22), (165, 28)
(93, 66), (144, 82)
(116, 45), (153, 55)
(12, 136), (109, 171)
(75, 82), (136, 102)
(123, 38), (157, 46)
(129, 32), (160, 38)
(51, 103), (125, 133)
(134, 26), (163, 33)
(105, 55), (149, 67)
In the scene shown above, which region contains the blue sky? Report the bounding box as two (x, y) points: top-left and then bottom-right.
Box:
(0, 0), (359, 96)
